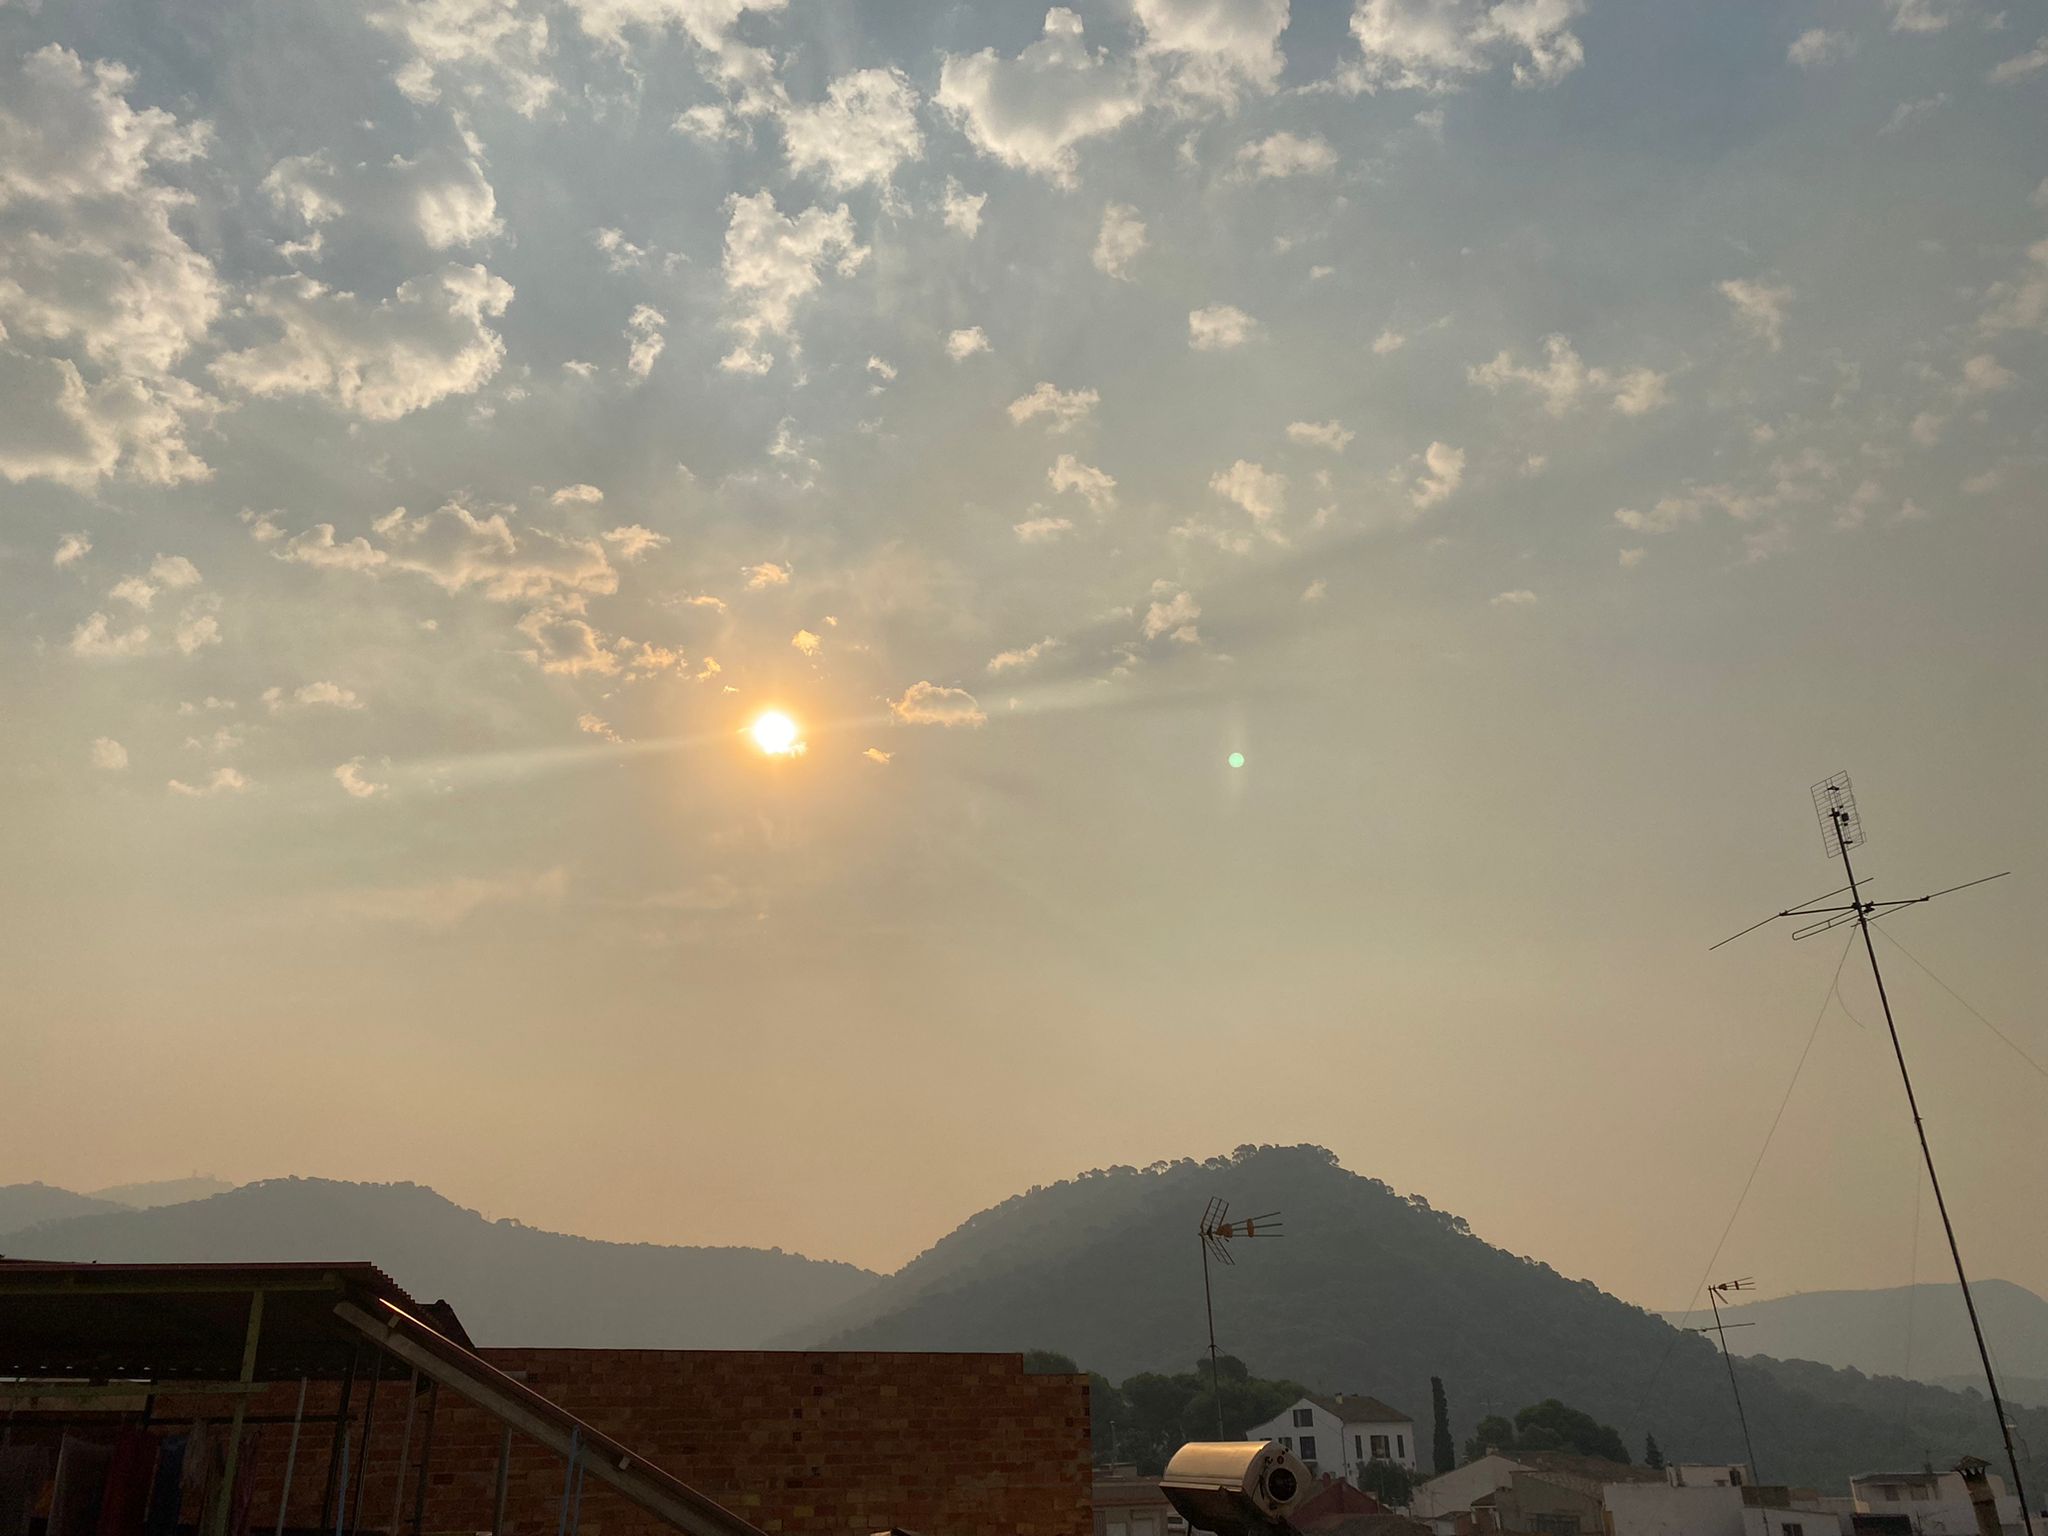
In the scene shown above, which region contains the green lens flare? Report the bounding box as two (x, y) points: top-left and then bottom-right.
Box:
(1228, 752), (1245, 768)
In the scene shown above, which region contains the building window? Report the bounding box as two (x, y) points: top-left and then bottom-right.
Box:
(1280, 1437), (1293, 1451)
(1295, 1409), (1315, 1428)
(1371, 1436), (1391, 1459)
(1356, 1437), (1365, 1461)
(1398, 1435), (1407, 1459)
(1531, 1517), (1580, 1536)
(1782, 1523), (1804, 1536)
(1731, 1471), (1744, 1488)
(1301, 1436), (1318, 1462)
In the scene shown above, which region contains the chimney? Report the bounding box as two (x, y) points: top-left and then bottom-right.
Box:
(1956, 1457), (2002, 1536)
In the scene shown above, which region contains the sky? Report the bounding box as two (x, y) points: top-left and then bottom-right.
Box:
(3, 0), (2046, 1315)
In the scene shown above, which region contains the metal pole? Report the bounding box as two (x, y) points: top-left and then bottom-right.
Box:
(276, 1377), (310, 1536)
(208, 1289), (266, 1536)
(491, 1424), (513, 1536)
(319, 1349), (359, 1531)
(409, 1384), (440, 1536)
(389, 1370), (421, 1536)
(1706, 1287), (1761, 1485)
(1201, 1236), (1223, 1438)
(346, 1352), (383, 1536)
(1836, 815), (2036, 1536)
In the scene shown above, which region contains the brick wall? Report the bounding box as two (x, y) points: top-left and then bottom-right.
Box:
(193, 1350), (1088, 1536)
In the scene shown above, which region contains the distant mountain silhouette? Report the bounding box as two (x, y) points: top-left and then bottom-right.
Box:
(89, 1176), (238, 1208)
(779, 1144), (2048, 1492)
(0, 1183), (130, 1232)
(1662, 1282), (2048, 1410)
(0, 1176), (878, 1349)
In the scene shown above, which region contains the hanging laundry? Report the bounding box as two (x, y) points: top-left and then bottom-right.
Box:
(143, 1437), (187, 1536)
(0, 1445), (48, 1536)
(96, 1432), (159, 1536)
(48, 1438), (112, 1536)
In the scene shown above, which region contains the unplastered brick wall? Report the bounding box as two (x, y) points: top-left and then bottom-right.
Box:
(202, 1350), (1089, 1536)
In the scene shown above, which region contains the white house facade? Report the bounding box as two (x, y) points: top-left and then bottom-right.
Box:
(1247, 1394), (1417, 1483)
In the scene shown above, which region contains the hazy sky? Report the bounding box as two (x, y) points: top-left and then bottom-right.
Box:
(4, 0), (2046, 1314)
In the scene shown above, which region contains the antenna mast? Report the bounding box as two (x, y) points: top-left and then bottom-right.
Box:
(1197, 1198), (1282, 1438)
(1692, 1278), (1761, 1485)
(1715, 774), (2030, 1534)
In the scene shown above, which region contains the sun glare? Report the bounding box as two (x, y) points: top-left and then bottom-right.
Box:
(750, 710), (801, 756)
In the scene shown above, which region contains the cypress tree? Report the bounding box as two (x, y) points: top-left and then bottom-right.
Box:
(1431, 1377), (1456, 1474)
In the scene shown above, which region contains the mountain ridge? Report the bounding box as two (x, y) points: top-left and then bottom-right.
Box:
(0, 1175), (879, 1349)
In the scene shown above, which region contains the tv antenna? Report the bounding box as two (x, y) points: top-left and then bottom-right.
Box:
(1198, 1197), (1282, 1437)
(1689, 1278), (1761, 1485)
(1714, 773), (2027, 1534)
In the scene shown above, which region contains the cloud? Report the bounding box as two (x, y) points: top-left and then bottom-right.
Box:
(791, 628), (823, 656)
(1410, 440), (1465, 508)
(936, 9), (1148, 187)
(1209, 459), (1287, 526)
(1787, 29), (1852, 68)
(1719, 278), (1793, 351)
(1990, 36), (2048, 83)
(1346, 0), (1587, 91)
(0, 48), (220, 489)
(941, 178), (987, 237)
(69, 611), (151, 658)
(168, 766), (249, 797)
(1958, 353), (2015, 394)
(264, 146), (503, 251)
(867, 356), (897, 382)
(173, 608), (221, 655)
(1014, 514), (1076, 542)
(1490, 588), (1537, 606)
(1286, 420), (1354, 451)
(335, 866), (568, 928)
(213, 265), (514, 421)
(1236, 131), (1339, 179)
(265, 681), (363, 711)
(1886, 0), (1952, 34)
(1878, 94), (1946, 135)
(1142, 586), (1201, 642)
(578, 712), (622, 742)
(743, 561), (791, 589)
(1093, 204), (1149, 279)
(889, 680), (987, 726)
(551, 483), (605, 506)
(1135, 0), (1291, 105)
(1980, 238), (2048, 334)
(1372, 328), (1406, 355)
(53, 532), (93, 568)
(863, 747), (892, 764)
(1301, 578), (1328, 603)
(1189, 304), (1259, 350)
(151, 554), (201, 588)
(1009, 382), (1100, 431)
(602, 525), (669, 560)
(673, 103), (739, 142)
(369, 0), (558, 117)
(1618, 546), (1647, 567)
(90, 737), (129, 771)
(109, 576), (158, 610)
(988, 636), (1059, 672)
(783, 68), (923, 190)
(1049, 453), (1117, 511)
(719, 191), (866, 372)
(334, 758), (386, 798)
(1467, 334), (1670, 416)
(946, 326), (992, 360)
(625, 304), (666, 378)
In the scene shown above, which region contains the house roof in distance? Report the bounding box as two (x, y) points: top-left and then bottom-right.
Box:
(1304, 1392), (1413, 1424)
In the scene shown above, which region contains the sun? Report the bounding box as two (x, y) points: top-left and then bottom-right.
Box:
(749, 710), (802, 756)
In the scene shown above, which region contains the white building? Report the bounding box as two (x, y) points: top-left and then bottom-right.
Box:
(1850, 1468), (2024, 1536)
(1412, 1454), (1529, 1520)
(1247, 1393), (1418, 1482)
